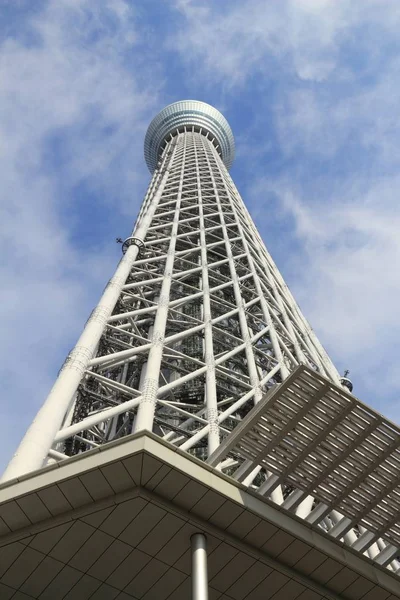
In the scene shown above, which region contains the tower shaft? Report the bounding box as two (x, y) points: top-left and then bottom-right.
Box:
(4, 128), (339, 481)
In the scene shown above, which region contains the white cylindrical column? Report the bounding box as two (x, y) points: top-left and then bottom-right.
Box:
(2, 144), (176, 482)
(191, 533), (208, 600)
(134, 134), (185, 434)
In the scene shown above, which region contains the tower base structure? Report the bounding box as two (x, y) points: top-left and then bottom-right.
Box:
(0, 430), (398, 600)
(3, 100), (399, 599)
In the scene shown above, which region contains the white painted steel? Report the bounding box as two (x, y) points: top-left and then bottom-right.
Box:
(2, 137), (178, 481)
(191, 533), (208, 600)
(144, 100), (234, 172)
(3, 100), (398, 576)
(207, 365), (400, 575)
(4, 108), (341, 479)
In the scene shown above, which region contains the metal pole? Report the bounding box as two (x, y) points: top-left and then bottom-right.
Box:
(191, 533), (208, 600)
(195, 140), (219, 455)
(134, 132), (186, 435)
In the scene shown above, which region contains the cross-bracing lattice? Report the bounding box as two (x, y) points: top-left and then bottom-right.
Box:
(59, 130), (340, 461)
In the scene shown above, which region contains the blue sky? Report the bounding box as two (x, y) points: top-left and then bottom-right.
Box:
(1, 0), (400, 473)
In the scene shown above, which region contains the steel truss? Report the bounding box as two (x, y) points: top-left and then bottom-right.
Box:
(4, 106), (397, 575)
(4, 127), (339, 479)
(208, 365), (400, 575)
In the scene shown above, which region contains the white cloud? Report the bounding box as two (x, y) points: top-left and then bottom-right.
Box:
(171, 0), (347, 83)
(172, 0), (400, 85)
(0, 0), (159, 472)
(249, 173), (400, 419)
(172, 0), (400, 420)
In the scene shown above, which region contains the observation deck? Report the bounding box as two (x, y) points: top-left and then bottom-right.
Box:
(144, 100), (235, 173)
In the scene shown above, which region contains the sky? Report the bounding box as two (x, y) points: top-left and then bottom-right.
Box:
(1, 0), (400, 474)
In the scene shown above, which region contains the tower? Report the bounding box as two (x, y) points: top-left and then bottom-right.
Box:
(0, 101), (399, 600)
(3, 100), (341, 480)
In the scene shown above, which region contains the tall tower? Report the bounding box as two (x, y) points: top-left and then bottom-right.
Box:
(1, 102), (399, 600)
(3, 100), (340, 480)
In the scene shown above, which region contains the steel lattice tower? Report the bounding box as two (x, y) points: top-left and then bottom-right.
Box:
(4, 100), (344, 480)
(1, 101), (400, 598)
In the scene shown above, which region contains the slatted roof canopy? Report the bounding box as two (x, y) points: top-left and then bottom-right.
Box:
(207, 365), (400, 553)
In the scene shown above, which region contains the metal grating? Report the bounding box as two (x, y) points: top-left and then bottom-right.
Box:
(208, 365), (400, 549)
